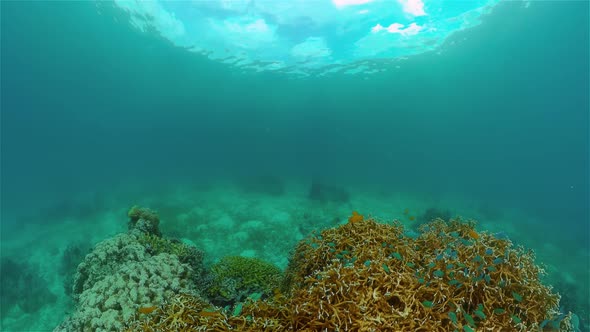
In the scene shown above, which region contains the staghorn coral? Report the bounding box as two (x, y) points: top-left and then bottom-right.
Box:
(126, 294), (227, 332)
(284, 217), (570, 331)
(412, 218), (558, 330)
(125, 293), (291, 332)
(411, 207), (453, 231)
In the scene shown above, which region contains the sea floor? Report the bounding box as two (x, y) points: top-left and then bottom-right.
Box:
(1, 180), (588, 331)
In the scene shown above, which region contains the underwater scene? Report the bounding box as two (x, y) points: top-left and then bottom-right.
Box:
(1, 0), (588, 331)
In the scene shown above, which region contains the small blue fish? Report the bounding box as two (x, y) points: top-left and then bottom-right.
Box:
(494, 231), (509, 240)
(493, 257), (504, 265)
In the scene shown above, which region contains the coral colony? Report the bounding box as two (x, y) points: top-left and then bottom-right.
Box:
(56, 207), (580, 331)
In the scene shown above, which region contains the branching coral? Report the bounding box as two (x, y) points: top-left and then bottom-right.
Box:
(126, 293), (213, 332)
(125, 293), (291, 332)
(412, 219), (559, 330)
(87, 214), (579, 331)
(283, 217), (571, 331)
(413, 207), (453, 231)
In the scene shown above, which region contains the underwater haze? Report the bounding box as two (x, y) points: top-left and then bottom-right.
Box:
(1, 0), (588, 331)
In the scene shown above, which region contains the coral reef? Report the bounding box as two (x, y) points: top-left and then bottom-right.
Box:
(57, 252), (195, 331)
(125, 292), (291, 332)
(412, 207), (453, 231)
(127, 205), (161, 236)
(123, 215), (577, 331)
(137, 233), (201, 265)
(284, 217), (570, 331)
(553, 279), (588, 331)
(137, 233), (210, 291)
(207, 256), (283, 307)
(71, 233), (147, 298)
(55, 206), (206, 332)
(58, 231), (199, 331)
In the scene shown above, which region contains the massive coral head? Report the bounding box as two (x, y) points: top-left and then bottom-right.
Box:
(127, 205), (161, 236)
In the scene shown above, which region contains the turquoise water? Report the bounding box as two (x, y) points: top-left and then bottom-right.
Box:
(1, 1), (588, 331)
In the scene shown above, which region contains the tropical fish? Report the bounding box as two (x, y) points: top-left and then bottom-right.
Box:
(199, 310), (222, 317)
(493, 231), (509, 240)
(138, 306), (158, 314)
(348, 211), (364, 223)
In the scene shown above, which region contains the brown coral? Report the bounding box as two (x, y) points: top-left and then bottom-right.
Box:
(126, 217), (575, 332)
